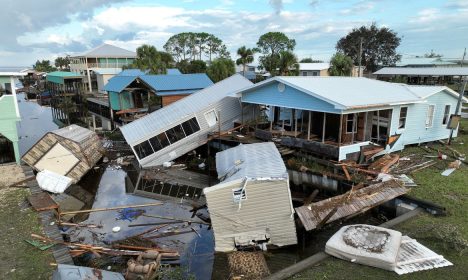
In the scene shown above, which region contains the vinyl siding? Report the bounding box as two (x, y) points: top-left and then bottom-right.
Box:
(109, 90), (133, 110)
(386, 90), (459, 153)
(241, 82), (340, 114)
(204, 179), (297, 252)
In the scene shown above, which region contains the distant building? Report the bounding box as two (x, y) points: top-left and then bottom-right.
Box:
(374, 67), (468, 85)
(395, 57), (458, 68)
(0, 70), (26, 164)
(235, 64), (257, 81)
(204, 142), (297, 252)
(69, 44), (136, 93)
(298, 63), (330, 76)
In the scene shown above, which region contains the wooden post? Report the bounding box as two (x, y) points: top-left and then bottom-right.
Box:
(363, 111), (368, 141)
(294, 109), (298, 137)
(240, 101), (244, 125)
(270, 106), (273, 132)
(322, 112), (327, 143)
(338, 114), (343, 147)
(377, 111), (380, 141)
(307, 111), (311, 140)
(351, 113), (356, 143)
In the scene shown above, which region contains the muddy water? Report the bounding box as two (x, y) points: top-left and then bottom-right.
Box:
(68, 168), (215, 279)
(16, 93), (58, 155)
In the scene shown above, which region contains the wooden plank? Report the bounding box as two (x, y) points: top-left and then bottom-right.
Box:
(28, 192), (58, 211)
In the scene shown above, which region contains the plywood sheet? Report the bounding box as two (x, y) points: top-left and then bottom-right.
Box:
(34, 143), (79, 176)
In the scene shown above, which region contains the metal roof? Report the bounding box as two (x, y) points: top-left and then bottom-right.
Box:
(103, 75), (136, 92)
(140, 73), (213, 91)
(167, 68), (182, 75)
(46, 71), (84, 78)
(91, 68), (121, 75)
(215, 142), (287, 184)
(118, 69), (147, 76)
(52, 124), (95, 144)
(156, 89), (197, 96)
(120, 74), (253, 145)
(244, 76), (454, 110)
(374, 67), (468, 76)
(73, 44), (136, 58)
(299, 63), (330, 71)
(395, 57), (457, 67)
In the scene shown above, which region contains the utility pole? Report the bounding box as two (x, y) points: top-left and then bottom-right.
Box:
(448, 48), (467, 145)
(358, 37), (363, 77)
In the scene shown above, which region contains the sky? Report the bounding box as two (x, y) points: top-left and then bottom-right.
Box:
(0, 0), (467, 67)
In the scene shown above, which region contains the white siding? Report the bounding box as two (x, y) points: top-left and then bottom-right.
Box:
(204, 178), (297, 252)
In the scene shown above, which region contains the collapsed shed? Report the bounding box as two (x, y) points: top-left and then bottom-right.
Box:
(120, 74), (255, 168)
(22, 125), (103, 183)
(204, 142), (297, 252)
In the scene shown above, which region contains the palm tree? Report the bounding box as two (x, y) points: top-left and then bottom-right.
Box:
(278, 50), (298, 76)
(236, 46), (255, 77)
(329, 53), (354, 76)
(130, 44), (168, 74)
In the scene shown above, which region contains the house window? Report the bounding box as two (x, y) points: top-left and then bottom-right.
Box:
(302, 71), (308, 76)
(443, 105), (451, 125)
(232, 187), (247, 203)
(346, 114), (357, 133)
(166, 124), (186, 143)
(205, 110), (218, 127)
(181, 117), (200, 136)
(399, 107), (408, 129)
(425, 105), (435, 128)
(312, 71), (318, 76)
(133, 140), (154, 159)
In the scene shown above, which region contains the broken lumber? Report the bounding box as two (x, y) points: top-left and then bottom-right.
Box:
(59, 202), (163, 215)
(342, 166), (351, 181)
(303, 189), (319, 206)
(142, 213), (210, 225)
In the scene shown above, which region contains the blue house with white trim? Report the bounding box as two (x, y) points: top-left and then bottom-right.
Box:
(237, 76), (466, 161)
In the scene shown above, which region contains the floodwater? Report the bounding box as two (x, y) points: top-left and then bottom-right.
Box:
(16, 93), (58, 155)
(67, 167), (215, 279)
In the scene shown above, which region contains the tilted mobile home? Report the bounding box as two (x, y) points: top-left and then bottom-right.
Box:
(238, 76), (467, 161)
(119, 74), (255, 168)
(204, 142), (297, 252)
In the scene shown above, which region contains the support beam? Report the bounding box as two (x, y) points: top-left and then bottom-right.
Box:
(338, 114), (343, 147)
(307, 111), (311, 140)
(270, 106), (273, 132)
(363, 111), (368, 141)
(351, 113), (356, 143)
(322, 112), (327, 143)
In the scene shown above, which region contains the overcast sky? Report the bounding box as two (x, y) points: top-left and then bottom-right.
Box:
(1, 0), (467, 67)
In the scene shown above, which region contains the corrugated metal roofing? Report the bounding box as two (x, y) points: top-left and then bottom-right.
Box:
(216, 142), (288, 183)
(118, 69), (147, 76)
(73, 44), (136, 58)
(140, 73), (213, 91)
(247, 77), (451, 110)
(395, 236), (453, 275)
(156, 89), (197, 96)
(46, 71), (84, 78)
(167, 68), (182, 75)
(120, 74), (252, 145)
(374, 67), (468, 76)
(299, 63), (330, 71)
(52, 125), (94, 144)
(395, 57), (456, 67)
(103, 75), (136, 92)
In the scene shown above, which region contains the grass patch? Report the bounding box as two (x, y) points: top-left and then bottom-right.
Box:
(291, 119), (468, 279)
(0, 187), (54, 279)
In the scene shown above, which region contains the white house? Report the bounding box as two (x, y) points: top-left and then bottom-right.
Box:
(204, 142), (297, 252)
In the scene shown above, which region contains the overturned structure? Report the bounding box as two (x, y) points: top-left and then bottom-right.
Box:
(204, 142), (297, 252)
(120, 74), (255, 168)
(22, 125), (103, 183)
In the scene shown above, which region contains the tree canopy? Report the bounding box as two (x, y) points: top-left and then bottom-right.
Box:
(164, 32), (229, 62)
(54, 56), (70, 70)
(176, 59), (207, 74)
(329, 53), (354, 76)
(278, 50), (298, 76)
(206, 58), (235, 82)
(336, 23), (401, 72)
(299, 58), (323, 63)
(124, 44), (173, 74)
(33, 60), (56, 72)
(256, 32), (296, 76)
(236, 46), (256, 77)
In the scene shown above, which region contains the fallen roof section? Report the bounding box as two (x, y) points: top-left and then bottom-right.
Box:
(295, 180), (409, 231)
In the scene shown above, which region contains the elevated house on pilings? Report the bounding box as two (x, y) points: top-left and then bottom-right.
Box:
(0, 71), (26, 164)
(46, 71), (87, 126)
(237, 76), (467, 161)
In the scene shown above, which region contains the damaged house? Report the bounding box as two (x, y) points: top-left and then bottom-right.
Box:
(204, 142), (297, 252)
(120, 74), (255, 168)
(22, 125), (103, 183)
(238, 77), (466, 161)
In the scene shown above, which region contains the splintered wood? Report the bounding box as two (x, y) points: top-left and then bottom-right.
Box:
(295, 180), (409, 231)
(28, 192), (59, 211)
(368, 154), (400, 173)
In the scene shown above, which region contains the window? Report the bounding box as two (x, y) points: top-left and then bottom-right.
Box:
(166, 125), (186, 143)
(301, 71), (308, 76)
(205, 110), (218, 127)
(443, 105), (451, 125)
(148, 135), (163, 153)
(425, 105), (435, 128)
(398, 107), (408, 129)
(157, 132), (171, 147)
(232, 187), (247, 203)
(346, 114), (357, 133)
(181, 117), (200, 136)
(312, 71), (318, 76)
(133, 140), (154, 159)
